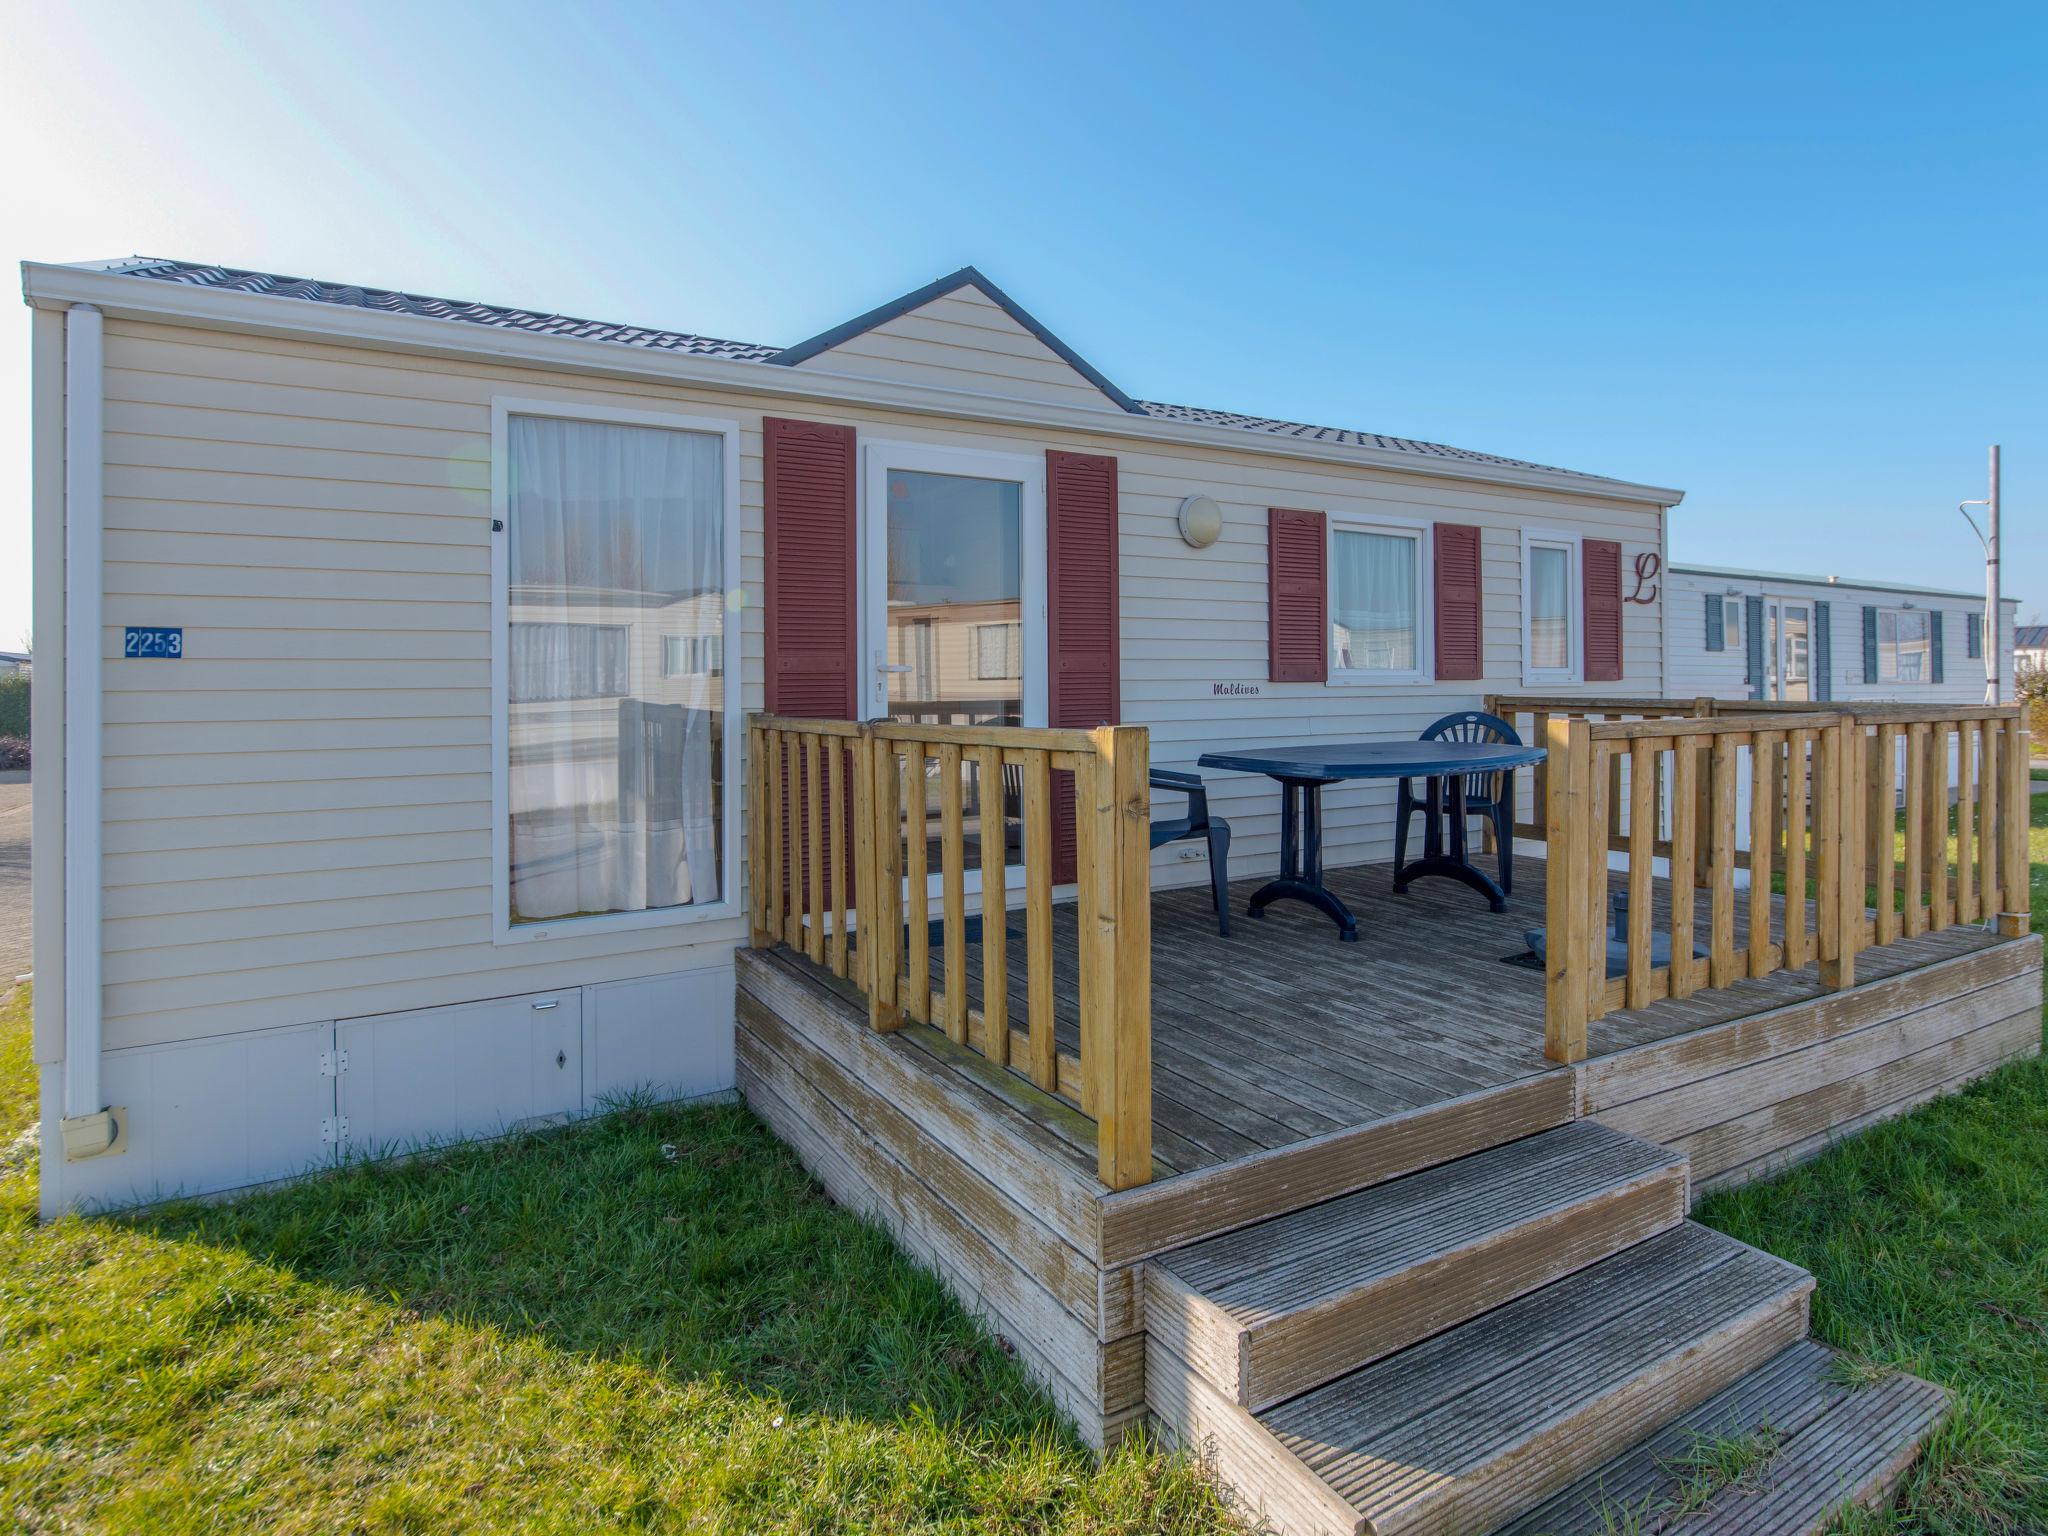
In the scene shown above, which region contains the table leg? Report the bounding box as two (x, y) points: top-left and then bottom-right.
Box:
(1395, 770), (1510, 911)
(1247, 777), (1359, 940)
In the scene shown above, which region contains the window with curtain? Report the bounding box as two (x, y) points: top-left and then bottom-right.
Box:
(1527, 541), (1574, 675)
(1330, 526), (1420, 675)
(1878, 609), (1931, 682)
(505, 413), (726, 925)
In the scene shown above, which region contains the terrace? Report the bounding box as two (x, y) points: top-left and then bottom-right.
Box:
(734, 697), (2039, 1533)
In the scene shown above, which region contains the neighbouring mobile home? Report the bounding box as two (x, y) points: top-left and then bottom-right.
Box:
(24, 258), (2033, 1533)
(1666, 562), (2018, 705)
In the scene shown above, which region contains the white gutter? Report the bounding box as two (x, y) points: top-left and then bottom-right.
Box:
(60, 304), (118, 1159)
(19, 261), (1687, 509)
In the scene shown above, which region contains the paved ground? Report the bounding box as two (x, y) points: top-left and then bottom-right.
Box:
(0, 778), (29, 983)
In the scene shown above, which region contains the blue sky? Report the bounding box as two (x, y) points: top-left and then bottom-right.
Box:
(5, 0), (2044, 647)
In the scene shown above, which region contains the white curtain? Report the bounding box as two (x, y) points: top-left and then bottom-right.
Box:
(507, 415), (723, 923)
(1530, 545), (1571, 670)
(1332, 529), (1417, 671)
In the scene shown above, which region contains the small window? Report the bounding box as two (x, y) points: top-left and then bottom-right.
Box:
(1878, 609), (1931, 682)
(510, 623), (629, 702)
(1523, 535), (1580, 682)
(972, 621), (1022, 681)
(661, 633), (723, 678)
(1328, 522), (1425, 680)
(1723, 600), (1742, 652)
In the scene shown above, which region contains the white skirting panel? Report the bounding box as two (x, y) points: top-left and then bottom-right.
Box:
(38, 960), (739, 1217)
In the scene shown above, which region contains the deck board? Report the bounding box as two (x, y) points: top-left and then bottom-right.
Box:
(920, 854), (2003, 1183)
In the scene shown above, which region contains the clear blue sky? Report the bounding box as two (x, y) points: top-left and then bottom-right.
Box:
(6, 0), (2044, 649)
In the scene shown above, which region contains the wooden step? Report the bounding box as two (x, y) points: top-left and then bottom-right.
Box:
(1147, 1223), (1813, 1536)
(1147, 1121), (1689, 1409)
(1495, 1339), (1948, 1535)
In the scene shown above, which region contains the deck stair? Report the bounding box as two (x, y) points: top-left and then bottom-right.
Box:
(1143, 1124), (1945, 1536)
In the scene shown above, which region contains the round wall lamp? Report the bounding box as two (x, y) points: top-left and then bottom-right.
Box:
(1177, 494), (1224, 549)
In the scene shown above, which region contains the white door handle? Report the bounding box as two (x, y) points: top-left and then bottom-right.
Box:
(877, 662), (912, 674)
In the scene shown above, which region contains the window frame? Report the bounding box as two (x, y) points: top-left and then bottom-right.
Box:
(1520, 529), (1583, 686)
(489, 396), (744, 946)
(1876, 606), (1933, 684)
(1722, 598), (1742, 653)
(1324, 513), (1432, 686)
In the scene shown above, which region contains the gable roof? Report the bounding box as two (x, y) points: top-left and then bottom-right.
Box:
(768, 265), (1142, 414)
(53, 255), (1655, 492)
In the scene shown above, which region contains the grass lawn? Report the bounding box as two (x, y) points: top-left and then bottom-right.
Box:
(1, 812), (2045, 1532)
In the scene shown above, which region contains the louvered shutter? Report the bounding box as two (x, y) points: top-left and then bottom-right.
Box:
(1705, 594), (1724, 651)
(1968, 612), (1983, 659)
(764, 417), (858, 915)
(1929, 610), (1944, 683)
(1813, 601), (1832, 700)
(1433, 523), (1483, 680)
(1047, 451), (1119, 884)
(1863, 606), (1880, 684)
(1582, 539), (1623, 683)
(1746, 596), (1766, 698)
(1268, 508), (1327, 682)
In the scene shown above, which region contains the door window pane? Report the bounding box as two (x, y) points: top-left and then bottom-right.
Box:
(1781, 605), (1811, 701)
(1529, 544), (1572, 672)
(886, 470), (1023, 727)
(506, 415), (725, 923)
(1331, 529), (1419, 672)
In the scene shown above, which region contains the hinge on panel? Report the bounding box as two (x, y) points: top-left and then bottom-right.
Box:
(321, 1115), (350, 1145)
(320, 1049), (349, 1077)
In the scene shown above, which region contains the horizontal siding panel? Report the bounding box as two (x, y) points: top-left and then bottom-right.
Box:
(107, 885), (488, 954)
(106, 858), (488, 919)
(105, 429), (489, 491)
(107, 496), (487, 549)
(106, 562), (484, 604)
(91, 595), (487, 632)
(103, 772), (485, 822)
(105, 745), (486, 790)
(106, 528), (487, 576)
(104, 398), (479, 462)
(103, 626), (488, 663)
(105, 659), (485, 692)
(106, 914), (491, 987)
(106, 830), (486, 886)
(102, 802), (489, 856)
(106, 716), (485, 755)
(106, 463), (488, 519)
(105, 688), (482, 725)
(104, 362), (490, 433)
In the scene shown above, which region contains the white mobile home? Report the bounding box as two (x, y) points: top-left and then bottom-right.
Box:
(1667, 563), (2018, 705)
(22, 257), (1684, 1215)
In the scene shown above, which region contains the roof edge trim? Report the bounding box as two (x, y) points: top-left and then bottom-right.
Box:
(767, 265), (1144, 414)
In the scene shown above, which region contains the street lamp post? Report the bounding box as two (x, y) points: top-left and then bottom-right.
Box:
(1958, 445), (2002, 706)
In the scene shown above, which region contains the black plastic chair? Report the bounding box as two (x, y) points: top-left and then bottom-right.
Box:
(1395, 711), (1521, 895)
(1150, 768), (1232, 935)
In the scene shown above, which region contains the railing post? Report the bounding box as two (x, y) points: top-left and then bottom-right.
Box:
(1089, 724), (1152, 1190)
(747, 720), (775, 948)
(867, 729), (904, 1032)
(1544, 715), (1590, 1063)
(1819, 715), (1861, 990)
(2001, 721), (2032, 937)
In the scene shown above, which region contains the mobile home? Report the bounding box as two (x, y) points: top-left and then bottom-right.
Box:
(25, 257), (2034, 1533)
(1667, 562), (2018, 705)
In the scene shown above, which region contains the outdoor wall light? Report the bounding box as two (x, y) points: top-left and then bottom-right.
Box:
(1178, 494), (1224, 549)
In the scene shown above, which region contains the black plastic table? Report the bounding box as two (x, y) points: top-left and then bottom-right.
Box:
(1196, 741), (1547, 941)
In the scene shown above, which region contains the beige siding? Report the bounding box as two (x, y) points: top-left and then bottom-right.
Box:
(792, 285), (1126, 412)
(88, 316), (1668, 1051)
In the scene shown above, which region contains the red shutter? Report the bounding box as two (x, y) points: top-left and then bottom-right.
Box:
(1268, 508), (1327, 682)
(1433, 522), (1483, 680)
(1047, 450), (1119, 884)
(764, 417), (858, 915)
(764, 417), (858, 716)
(1583, 538), (1623, 683)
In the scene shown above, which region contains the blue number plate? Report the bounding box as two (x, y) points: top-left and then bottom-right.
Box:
(124, 626), (184, 658)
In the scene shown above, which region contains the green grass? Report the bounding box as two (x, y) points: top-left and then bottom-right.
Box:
(0, 986), (1236, 1534)
(1693, 794), (2048, 1534)
(4, 809), (2047, 1533)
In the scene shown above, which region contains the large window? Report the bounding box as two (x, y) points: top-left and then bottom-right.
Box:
(1329, 521), (1425, 681)
(1523, 534), (1580, 683)
(1878, 609), (1931, 683)
(494, 402), (738, 939)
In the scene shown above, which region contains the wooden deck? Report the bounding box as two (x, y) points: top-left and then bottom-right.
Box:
(936, 854), (2007, 1184)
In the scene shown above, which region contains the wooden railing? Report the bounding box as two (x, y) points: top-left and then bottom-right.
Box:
(746, 714), (1154, 1190)
(1487, 697), (2032, 1063)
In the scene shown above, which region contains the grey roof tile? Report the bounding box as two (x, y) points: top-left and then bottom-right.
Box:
(99, 257), (1613, 483)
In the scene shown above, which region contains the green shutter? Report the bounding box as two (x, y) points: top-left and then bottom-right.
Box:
(1968, 612), (1982, 659)
(1813, 600), (1831, 700)
(1705, 593), (1724, 651)
(1930, 610), (1944, 683)
(1746, 596), (1765, 699)
(1863, 606), (1879, 684)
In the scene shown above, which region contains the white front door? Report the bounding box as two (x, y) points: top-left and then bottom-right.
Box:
(860, 442), (1047, 890)
(1766, 598), (1813, 701)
